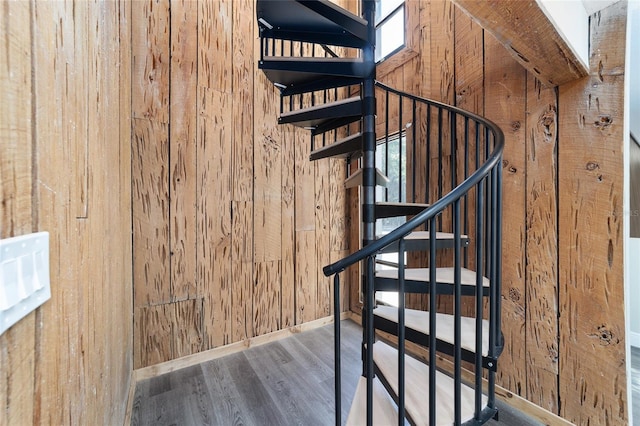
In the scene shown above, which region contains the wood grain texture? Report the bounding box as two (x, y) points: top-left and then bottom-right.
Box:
(316, 157), (332, 319)
(169, 0), (198, 300)
(253, 261), (282, 336)
(197, 87), (232, 349)
(132, 118), (170, 308)
(0, 0), (134, 423)
(454, 9), (484, 317)
(525, 75), (559, 412)
(484, 32), (527, 396)
(0, 0), (32, 239)
(557, 3), (627, 424)
(282, 129), (296, 328)
(296, 231), (318, 325)
(231, 0), (254, 202)
(231, 201), (254, 343)
(132, 0), (170, 307)
(253, 27), (282, 263)
(453, 0), (588, 86)
(0, 6), (35, 409)
(230, 0), (257, 342)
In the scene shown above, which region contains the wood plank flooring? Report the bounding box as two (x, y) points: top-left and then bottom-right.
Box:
(131, 320), (543, 425)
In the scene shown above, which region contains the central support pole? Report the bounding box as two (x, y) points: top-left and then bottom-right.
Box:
(361, 1), (376, 425)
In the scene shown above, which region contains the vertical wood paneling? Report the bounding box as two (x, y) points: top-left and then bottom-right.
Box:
(296, 230), (318, 324)
(231, 201), (254, 342)
(0, 0), (133, 422)
(132, 118), (170, 306)
(253, 261), (282, 336)
(0, 4), (35, 423)
(173, 299), (203, 359)
(0, 0), (32, 241)
(525, 75), (559, 412)
(197, 87), (232, 349)
(132, 0), (170, 122)
(558, 3), (627, 423)
(231, 0), (255, 202)
(454, 10), (484, 318)
(484, 33), (527, 396)
(281, 129), (296, 327)
(169, 0), (198, 300)
(316, 158), (332, 318)
(132, 0), (170, 306)
(330, 156), (350, 313)
(32, 2), (82, 421)
(231, 0), (256, 341)
(135, 304), (173, 367)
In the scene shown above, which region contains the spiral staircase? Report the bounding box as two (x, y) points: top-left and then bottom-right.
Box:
(257, 1), (505, 424)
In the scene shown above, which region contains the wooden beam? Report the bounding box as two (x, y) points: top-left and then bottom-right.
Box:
(453, 0), (588, 87)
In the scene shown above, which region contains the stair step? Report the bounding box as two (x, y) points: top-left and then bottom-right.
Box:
(377, 231), (469, 254)
(374, 305), (489, 357)
(260, 57), (369, 95)
(375, 267), (490, 296)
(373, 340), (487, 425)
(346, 376), (406, 425)
(278, 96), (361, 132)
(257, 0), (370, 49)
(309, 132), (362, 161)
(344, 168), (390, 188)
(375, 202), (430, 219)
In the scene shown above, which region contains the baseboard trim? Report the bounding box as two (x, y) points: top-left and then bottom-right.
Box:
(123, 369), (138, 426)
(630, 331), (640, 348)
(132, 312), (348, 382)
(345, 311), (574, 426)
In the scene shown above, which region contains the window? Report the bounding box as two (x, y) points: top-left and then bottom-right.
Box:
(374, 132), (406, 307)
(375, 0), (405, 63)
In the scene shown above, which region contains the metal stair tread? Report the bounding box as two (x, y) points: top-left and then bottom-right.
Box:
(278, 96), (361, 129)
(257, 0), (369, 48)
(374, 305), (489, 357)
(346, 376), (406, 425)
(309, 132), (362, 161)
(374, 201), (430, 219)
(376, 231), (469, 253)
(259, 57), (369, 93)
(373, 340), (487, 425)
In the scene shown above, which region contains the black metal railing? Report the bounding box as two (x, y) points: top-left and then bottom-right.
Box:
(325, 81), (504, 425)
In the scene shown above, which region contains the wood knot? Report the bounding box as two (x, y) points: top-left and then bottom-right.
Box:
(502, 160), (517, 174)
(539, 106), (556, 142)
(590, 325), (618, 346)
(508, 287), (520, 302)
(594, 115), (612, 130)
(586, 161), (600, 171)
(511, 121), (521, 132)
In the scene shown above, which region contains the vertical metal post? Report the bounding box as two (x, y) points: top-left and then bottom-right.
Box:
(334, 274), (342, 426)
(361, 2), (376, 426)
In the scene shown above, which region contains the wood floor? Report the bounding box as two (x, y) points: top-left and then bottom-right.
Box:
(131, 320), (542, 425)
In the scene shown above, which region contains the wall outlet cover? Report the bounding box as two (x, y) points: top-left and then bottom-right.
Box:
(0, 232), (50, 335)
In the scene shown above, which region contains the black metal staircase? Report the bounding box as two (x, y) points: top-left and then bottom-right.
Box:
(257, 1), (504, 424)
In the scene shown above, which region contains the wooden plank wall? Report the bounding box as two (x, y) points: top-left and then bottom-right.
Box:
(0, 0), (133, 424)
(132, 0), (352, 368)
(374, 1), (628, 423)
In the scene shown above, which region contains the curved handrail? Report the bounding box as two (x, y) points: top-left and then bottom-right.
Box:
(322, 81), (505, 277)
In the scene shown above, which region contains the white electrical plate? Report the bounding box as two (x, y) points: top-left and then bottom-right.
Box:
(0, 232), (50, 335)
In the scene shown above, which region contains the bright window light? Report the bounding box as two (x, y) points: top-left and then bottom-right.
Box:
(375, 0), (405, 63)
